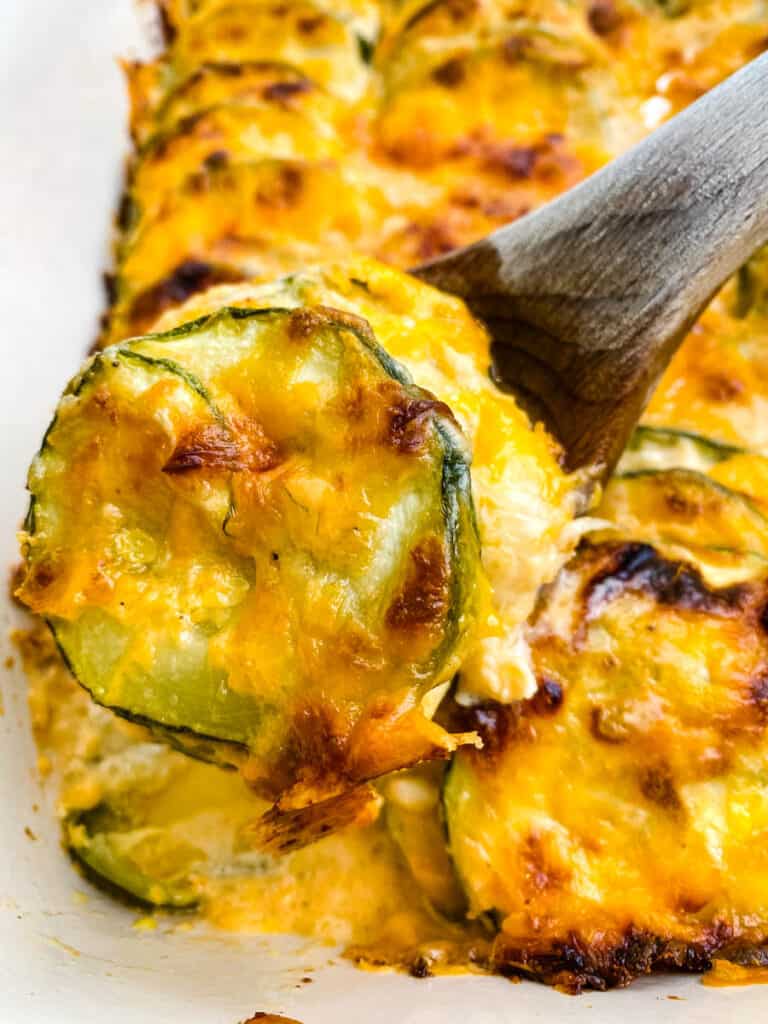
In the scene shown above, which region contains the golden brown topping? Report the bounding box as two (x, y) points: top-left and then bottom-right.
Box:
(297, 13), (326, 34)
(702, 372), (745, 403)
(386, 537), (449, 631)
(387, 395), (454, 453)
(244, 784), (381, 853)
(431, 58), (466, 87)
(286, 306), (328, 340)
(522, 832), (571, 894)
(127, 260), (244, 334)
(163, 420), (281, 474)
(261, 164), (304, 207)
(587, 0), (623, 37)
(639, 764), (682, 812)
(262, 78), (312, 103)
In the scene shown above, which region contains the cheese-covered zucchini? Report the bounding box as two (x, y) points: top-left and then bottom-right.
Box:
(150, 256), (582, 706)
(596, 467), (768, 584)
(158, 0), (381, 53)
(67, 743), (269, 908)
(18, 300), (481, 806)
(129, 91), (347, 225)
(67, 737), (379, 910)
(382, 765), (467, 919)
(138, 0), (372, 112)
(444, 538), (768, 990)
(107, 158), (390, 344)
(617, 426), (744, 475)
(129, 61), (323, 147)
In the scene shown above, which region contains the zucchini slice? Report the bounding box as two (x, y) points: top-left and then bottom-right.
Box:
(444, 539), (768, 990)
(143, 62), (326, 145)
(134, 61), (342, 162)
(124, 0), (371, 143)
(379, 4), (601, 93)
(382, 764), (467, 919)
(596, 468), (768, 583)
(375, 29), (609, 178)
(617, 426), (745, 475)
(174, 1), (371, 101)
(112, 158), (387, 323)
(18, 302), (481, 805)
(67, 743), (271, 908)
(159, 0), (381, 50)
(128, 98), (346, 230)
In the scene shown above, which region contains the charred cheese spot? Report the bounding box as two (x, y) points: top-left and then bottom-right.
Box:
(702, 372), (745, 403)
(387, 396), (455, 453)
(431, 57), (465, 87)
(256, 163), (305, 206)
(386, 536), (450, 632)
(586, 0), (623, 37)
(529, 678), (563, 716)
(639, 763), (682, 812)
(162, 419), (282, 474)
(582, 542), (747, 618)
(262, 77), (313, 102)
(126, 260), (244, 334)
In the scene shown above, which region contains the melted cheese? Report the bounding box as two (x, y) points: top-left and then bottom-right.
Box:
(154, 257), (580, 703)
(17, 0), (768, 988)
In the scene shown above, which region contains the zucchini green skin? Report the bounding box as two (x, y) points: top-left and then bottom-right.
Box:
(617, 425), (745, 475)
(68, 813), (200, 909)
(19, 304), (480, 803)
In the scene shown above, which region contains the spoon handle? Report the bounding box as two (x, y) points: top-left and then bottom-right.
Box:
(415, 54), (768, 474)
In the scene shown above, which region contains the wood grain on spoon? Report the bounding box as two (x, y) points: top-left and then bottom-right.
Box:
(414, 53), (768, 476)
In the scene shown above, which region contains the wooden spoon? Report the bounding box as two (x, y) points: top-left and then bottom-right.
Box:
(414, 53), (768, 476)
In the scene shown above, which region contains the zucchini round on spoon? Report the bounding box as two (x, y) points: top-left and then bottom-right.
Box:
(17, 299), (481, 807)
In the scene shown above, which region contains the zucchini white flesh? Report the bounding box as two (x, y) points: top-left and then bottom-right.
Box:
(18, 304), (480, 805)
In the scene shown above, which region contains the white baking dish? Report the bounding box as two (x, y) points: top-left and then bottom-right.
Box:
(0, 2), (763, 1019)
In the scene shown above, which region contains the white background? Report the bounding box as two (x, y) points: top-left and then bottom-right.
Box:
(0, 2), (764, 1019)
